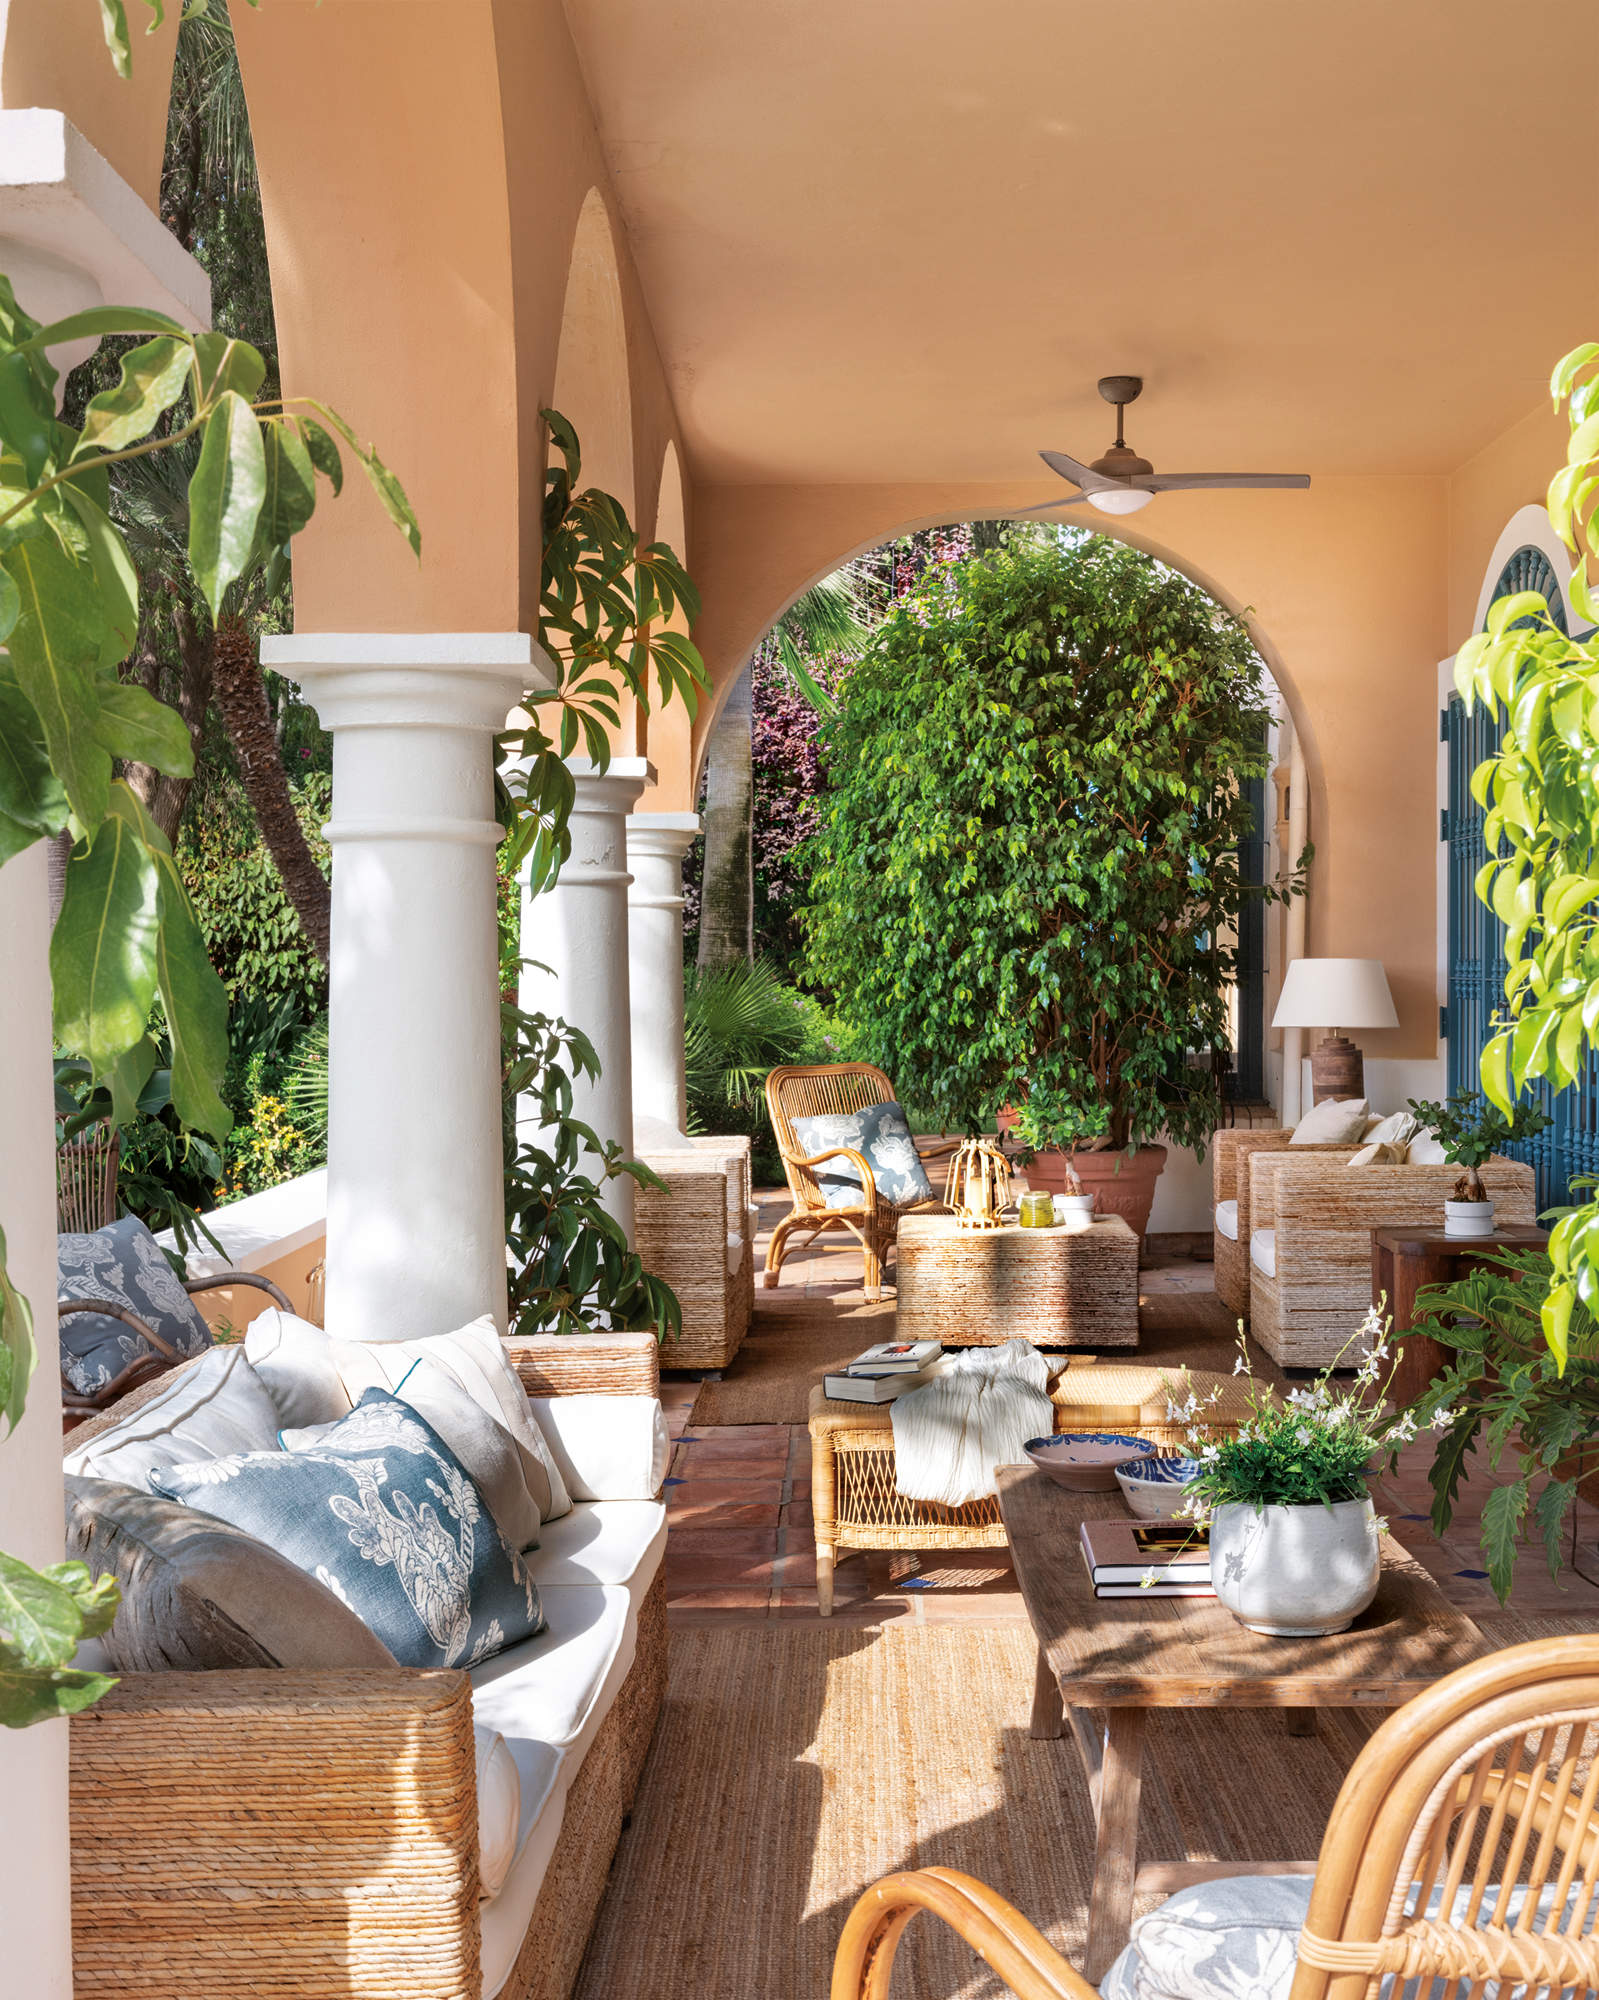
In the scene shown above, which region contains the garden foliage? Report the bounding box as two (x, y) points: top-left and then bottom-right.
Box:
(806, 534), (1285, 1152)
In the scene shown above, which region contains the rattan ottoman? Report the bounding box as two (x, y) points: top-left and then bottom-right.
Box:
(893, 1212), (1139, 1348)
(808, 1361), (1254, 1613)
(636, 1139), (753, 1370)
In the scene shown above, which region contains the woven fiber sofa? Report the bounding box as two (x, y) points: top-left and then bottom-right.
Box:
(1210, 1128), (1353, 1321)
(635, 1136), (754, 1369)
(64, 1328), (668, 2000)
(1246, 1149), (1536, 1366)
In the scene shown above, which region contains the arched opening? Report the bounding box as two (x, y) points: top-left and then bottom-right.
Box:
(551, 187), (635, 517)
(638, 440), (694, 809)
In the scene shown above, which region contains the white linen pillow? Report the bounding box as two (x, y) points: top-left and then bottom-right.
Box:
(244, 1310), (353, 1428)
(1347, 1141), (1406, 1166)
(474, 1725), (521, 1901)
(1289, 1097), (1370, 1144)
(1364, 1110), (1422, 1149)
(283, 1353), (544, 1553)
(65, 1344), (283, 1487)
(1407, 1131), (1449, 1164)
(527, 1394), (670, 1501)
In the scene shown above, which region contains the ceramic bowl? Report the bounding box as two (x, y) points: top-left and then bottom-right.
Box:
(1024, 1432), (1155, 1493)
(1113, 1454), (1202, 1521)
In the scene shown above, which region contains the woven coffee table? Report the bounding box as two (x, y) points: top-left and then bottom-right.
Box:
(808, 1360), (1253, 1614)
(894, 1212), (1139, 1347)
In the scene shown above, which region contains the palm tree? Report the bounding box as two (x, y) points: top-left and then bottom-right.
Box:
(696, 566), (871, 970)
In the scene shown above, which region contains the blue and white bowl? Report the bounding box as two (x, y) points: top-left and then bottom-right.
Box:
(1024, 1432), (1155, 1494)
(1114, 1454), (1202, 1521)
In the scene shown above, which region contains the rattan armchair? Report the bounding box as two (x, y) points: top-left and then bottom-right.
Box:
(1210, 1129), (1353, 1320)
(831, 1635), (1599, 2000)
(763, 1063), (958, 1299)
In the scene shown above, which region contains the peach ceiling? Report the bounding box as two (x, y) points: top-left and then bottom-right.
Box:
(560, 0), (1598, 488)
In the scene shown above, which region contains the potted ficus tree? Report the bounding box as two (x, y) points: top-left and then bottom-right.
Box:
(1406, 1090), (1551, 1238)
(806, 532), (1302, 1239)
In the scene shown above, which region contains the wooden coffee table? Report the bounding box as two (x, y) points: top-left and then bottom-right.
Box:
(996, 1464), (1485, 1979)
(895, 1212), (1139, 1347)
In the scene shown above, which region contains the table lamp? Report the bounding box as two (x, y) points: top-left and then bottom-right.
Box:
(1271, 958), (1398, 1104)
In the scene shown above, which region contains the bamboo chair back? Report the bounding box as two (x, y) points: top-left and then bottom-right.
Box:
(766, 1063), (897, 1211)
(56, 1123), (120, 1233)
(1290, 1634), (1599, 2000)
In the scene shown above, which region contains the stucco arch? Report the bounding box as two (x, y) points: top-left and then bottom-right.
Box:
(637, 440), (694, 807)
(551, 187), (635, 518)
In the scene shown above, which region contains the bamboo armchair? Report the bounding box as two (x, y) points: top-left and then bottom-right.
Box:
(1210, 1130), (1352, 1320)
(832, 1636), (1599, 2000)
(763, 1063), (958, 1299)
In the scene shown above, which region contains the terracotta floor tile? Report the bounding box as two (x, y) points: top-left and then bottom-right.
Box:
(666, 1590), (775, 1613)
(673, 1437), (790, 1462)
(666, 1555), (777, 1591)
(665, 1499), (780, 1529)
(666, 1526), (780, 1558)
(663, 1475), (785, 1505)
(681, 1423), (789, 1442)
(915, 1593), (1031, 1624)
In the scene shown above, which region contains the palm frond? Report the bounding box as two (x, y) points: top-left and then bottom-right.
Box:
(768, 560), (875, 714)
(683, 959), (810, 1125)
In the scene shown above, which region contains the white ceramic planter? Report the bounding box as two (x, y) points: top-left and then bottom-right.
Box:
(1055, 1192), (1096, 1232)
(1444, 1199), (1495, 1239)
(1209, 1496), (1381, 1636)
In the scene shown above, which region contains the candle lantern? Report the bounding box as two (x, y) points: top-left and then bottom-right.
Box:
(943, 1137), (1012, 1230)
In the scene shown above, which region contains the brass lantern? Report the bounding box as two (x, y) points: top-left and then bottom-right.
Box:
(944, 1137), (1012, 1230)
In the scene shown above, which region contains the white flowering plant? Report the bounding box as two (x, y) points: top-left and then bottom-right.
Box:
(1169, 1307), (1454, 1517)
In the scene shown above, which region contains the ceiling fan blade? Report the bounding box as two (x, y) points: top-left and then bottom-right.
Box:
(1038, 448), (1111, 491)
(1013, 494), (1096, 514)
(1138, 472), (1312, 491)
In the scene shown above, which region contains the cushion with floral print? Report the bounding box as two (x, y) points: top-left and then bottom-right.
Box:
(150, 1389), (545, 1669)
(790, 1101), (934, 1210)
(57, 1214), (214, 1398)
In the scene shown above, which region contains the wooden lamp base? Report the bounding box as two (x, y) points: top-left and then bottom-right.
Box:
(1310, 1032), (1364, 1104)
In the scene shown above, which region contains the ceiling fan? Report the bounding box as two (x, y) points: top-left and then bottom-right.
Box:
(1024, 376), (1310, 516)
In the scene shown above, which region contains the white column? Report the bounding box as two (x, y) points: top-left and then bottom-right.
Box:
(0, 109), (209, 2000)
(261, 634), (530, 1344)
(520, 759), (653, 1240)
(626, 813), (701, 1149)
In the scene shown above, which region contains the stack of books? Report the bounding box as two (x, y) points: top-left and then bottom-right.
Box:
(1079, 1519), (1213, 1598)
(822, 1340), (943, 1404)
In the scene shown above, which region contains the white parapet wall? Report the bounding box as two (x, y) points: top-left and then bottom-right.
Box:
(158, 1169), (328, 1330)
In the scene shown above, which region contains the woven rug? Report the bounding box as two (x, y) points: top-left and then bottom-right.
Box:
(574, 1622), (1357, 2000)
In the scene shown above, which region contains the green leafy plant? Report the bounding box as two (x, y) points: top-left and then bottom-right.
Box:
(1409, 1248), (1599, 1600)
(55, 1050), (223, 1263)
(502, 994), (680, 1342)
(1455, 342), (1599, 1365)
(683, 959), (810, 1131)
(1404, 1089), (1552, 1202)
(805, 533), (1300, 1154)
(1179, 1312), (1443, 1514)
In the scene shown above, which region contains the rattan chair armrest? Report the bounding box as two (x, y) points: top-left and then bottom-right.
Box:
(69, 1667), (481, 1993)
(832, 1867), (1101, 2000)
(182, 1270), (294, 1310)
(1245, 1141), (1358, 1232)
(915, 1137), (965, 1159)
(506, 1329), (661, 1399)
(1221, 1129), (1297, 1231)
(57, 1297), (176, 1357)
(785, 1145), (878, 1210)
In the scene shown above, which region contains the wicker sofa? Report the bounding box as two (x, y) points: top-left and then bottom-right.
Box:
(1243, 1146), (1536, 1366)
(65, 1329), (668, 2000)
(1210, 1128), (1355, 1320)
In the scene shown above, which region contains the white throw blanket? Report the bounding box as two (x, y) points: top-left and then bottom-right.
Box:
(891, 1341), (1054, 1507)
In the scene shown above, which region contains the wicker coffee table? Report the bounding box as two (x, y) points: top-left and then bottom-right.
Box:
(893, 1212), (1139, 1348)
(808, 1360), (1253, 1614)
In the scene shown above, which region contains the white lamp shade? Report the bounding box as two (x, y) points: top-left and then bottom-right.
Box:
(1271, 957), (1398, 1032)
(1086, 487), (1154, 516)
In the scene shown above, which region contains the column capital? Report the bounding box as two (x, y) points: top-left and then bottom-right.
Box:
(628, 812), (702, 858)
(261, 632), (534, 732)
(565, 756), (656, 813)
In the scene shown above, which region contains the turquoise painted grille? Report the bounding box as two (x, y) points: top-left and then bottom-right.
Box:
(1444, 547), (1592, 1214)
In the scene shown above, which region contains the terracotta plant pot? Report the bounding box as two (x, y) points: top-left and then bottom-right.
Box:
(996, 1114), (1167, 1238)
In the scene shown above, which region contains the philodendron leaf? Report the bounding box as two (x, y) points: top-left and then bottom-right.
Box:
(256, 419), (317, 556)
(0, 1661), (117, 1729)
(298, 417), (343, 494)
(62, 484), (138, 669)
(187, 391), (265, 618)
(50, 800), (160, 1076)
(0, 349), (56, 488)
(190, 332), (266, 408)
(19, 305), (183, 350)
(75, 335), (192, 456)
(93, 683), (194, 778)
(153, 848), (232, 1141)
(105, 1033), (160, 1131)
(0, 1223), (36, 1434)
(2, 531), (109, 832)
(360, 447), (421, 558)
(0, 1551), (86, 1671)
(41, 1563), (119, 1642)
(0, 670), (68, 865)
(1481, 1479), (1528, 1604)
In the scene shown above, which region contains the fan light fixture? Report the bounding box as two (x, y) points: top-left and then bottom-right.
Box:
(1087, 487), (1154, 516)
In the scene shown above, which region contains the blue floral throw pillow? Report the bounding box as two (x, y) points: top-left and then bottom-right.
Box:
(150, 1390), (545, 1670)
(57, 1213), (214, 1397)
(791, 1100), (935, 1211)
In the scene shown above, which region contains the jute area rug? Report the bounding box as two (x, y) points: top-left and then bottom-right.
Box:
(575, 1622), (1355, 2000)
(689, 1284), (1277, 1429)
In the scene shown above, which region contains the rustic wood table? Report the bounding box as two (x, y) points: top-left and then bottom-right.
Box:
(1371, 1222), (1549, 1403)
(894, 1212), (1139, 1348)
(996, 1464), (1484, 1980)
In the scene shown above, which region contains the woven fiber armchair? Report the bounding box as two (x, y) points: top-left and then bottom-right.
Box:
(831, 1635), (1599, 2000)
(67, 1330), (667, 2000)
(1210, 1129), (1353, 1321)
(764, 1062), (959, 1299)
(1248, 1148), (1535, 1367)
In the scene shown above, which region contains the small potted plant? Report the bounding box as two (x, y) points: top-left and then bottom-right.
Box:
(1172, 1312), (1449, 1634)
(1405, 1090), (1551, 1237)
(1055, 1158), (1096, 1230)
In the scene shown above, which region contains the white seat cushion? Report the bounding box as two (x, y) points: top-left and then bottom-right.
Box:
(1249, 1227), (1277, 1279)
(528, 1501), (667, 1589)
(1101, 1874), (1310, 2000)
(470, 1582), (632, 1759)
(473, 1726), (521, 1901)
(1213, 1199), (1239, 1243)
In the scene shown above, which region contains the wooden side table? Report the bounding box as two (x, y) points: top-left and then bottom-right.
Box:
(1372, 1222), (1549, 1403)
(894, 1212), (1139, 1348)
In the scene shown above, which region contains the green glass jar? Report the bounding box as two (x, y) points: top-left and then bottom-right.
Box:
(1018, 1191), (1055, 1229)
